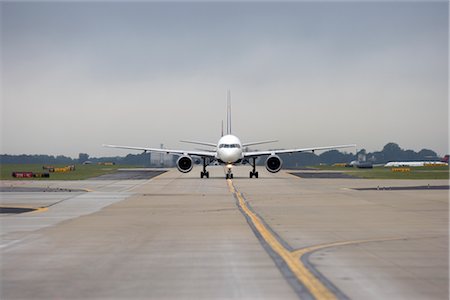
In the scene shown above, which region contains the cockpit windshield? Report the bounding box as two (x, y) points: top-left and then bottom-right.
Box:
(219, 144), (241, 149)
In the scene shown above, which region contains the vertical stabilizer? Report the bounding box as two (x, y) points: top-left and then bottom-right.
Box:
(227, 90), (231, 135)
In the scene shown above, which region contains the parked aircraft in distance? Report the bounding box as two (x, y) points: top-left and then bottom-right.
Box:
(104, 92), (355, 179)
(384, 161), (448, 167)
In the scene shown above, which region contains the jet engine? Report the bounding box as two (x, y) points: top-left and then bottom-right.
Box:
(265, 155), (282, 173)
(176, 155), (193, 173)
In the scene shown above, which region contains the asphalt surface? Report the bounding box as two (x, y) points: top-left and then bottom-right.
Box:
(0, 186), (86, 193)
(0, 207), (36, 214)
(353, 185), (449, 191)
(0, 166), (448, 300)
(290, 172), (357, 179)
(91, 169), (166, 180)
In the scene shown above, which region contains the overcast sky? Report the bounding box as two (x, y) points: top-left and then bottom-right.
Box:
(1, 1), (448, 158)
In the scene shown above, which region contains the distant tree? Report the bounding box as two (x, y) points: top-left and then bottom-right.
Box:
(418, 149), (437, 159)
(78, 153), (89, 163)
(403, 150), (418, 161)
(382, 143), (403, 162)
(121, 153), (151, 166)
(383, 142), (402, 153)
(278, 152), (320, 168)
(319, 150), (354, 164)
(0, 154), (75, 164)
(365, 143), (440, 164)
(56, 155), (74, 164)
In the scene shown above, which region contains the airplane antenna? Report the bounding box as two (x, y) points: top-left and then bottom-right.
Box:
(227, 90), (231, 134)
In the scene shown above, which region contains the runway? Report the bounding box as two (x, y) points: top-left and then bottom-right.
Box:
(1, 166), (448, 299)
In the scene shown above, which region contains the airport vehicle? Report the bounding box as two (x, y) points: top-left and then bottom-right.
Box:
(104, 93), (355, 179)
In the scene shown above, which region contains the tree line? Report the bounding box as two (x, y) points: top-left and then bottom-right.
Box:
(0, 143), (442, 167)
(0, 153), (153, 166)
(271, 142), (439, 167)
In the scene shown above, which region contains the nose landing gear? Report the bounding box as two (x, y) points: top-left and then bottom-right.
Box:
(225, 165), (233, 179)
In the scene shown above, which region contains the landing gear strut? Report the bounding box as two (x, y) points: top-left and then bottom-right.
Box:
(249, 157), (259, 178)
(225, 166), (233, 179)
(200, 158), (209, 178)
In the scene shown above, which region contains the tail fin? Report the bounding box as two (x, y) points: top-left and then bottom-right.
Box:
(227, 90), (231, 135)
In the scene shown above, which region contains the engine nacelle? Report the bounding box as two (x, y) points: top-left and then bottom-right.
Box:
(176, 155), (193, 173)
(265, 155), (282, 173)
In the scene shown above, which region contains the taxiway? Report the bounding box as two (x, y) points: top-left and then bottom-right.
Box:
(0, 166), (448, 299)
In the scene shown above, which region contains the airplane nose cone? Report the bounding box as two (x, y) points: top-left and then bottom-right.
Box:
(220, 150), (239, 163)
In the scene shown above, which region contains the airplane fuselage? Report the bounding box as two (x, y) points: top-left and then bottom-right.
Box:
(216, 134), (243, 164)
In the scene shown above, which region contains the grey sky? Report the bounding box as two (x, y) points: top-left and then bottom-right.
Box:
(1, 1), (448, 158)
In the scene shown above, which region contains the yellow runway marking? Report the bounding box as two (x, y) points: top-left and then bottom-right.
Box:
(227, 180), (337, 300)
(291, 237), (406, 259)
(30, 207), (49, 214)
(228, 179), (405, 300)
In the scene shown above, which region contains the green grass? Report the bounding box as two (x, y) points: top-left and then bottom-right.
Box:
(2, 163), (448, 181)
(311, 165), (449, 180)
(0, 164), (139, 180)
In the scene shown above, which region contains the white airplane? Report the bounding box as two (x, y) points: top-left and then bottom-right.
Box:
(104, 92), (355, 179)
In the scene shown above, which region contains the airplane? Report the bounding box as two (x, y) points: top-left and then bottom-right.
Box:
(104, 92), (355, 179)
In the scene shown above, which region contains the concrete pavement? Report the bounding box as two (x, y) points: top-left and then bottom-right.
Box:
(0, 166), (448, 299)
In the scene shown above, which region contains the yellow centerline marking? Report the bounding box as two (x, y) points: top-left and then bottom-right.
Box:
(30, 207), (49, 214)
(291, 237), (406, 259)
(228, 179), (337, 300)
(228, 179), (405, 300)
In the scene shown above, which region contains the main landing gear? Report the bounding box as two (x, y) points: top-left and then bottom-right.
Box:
(249, 157), (259, 178)
(200, 158), (209, 178)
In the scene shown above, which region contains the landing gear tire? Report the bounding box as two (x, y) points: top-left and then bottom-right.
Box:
(250, 171), (259, 178)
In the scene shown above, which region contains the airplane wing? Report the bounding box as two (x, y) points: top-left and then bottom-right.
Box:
(243, 144), (356, 157)
(180, 140), (217, 147)
(242, 140), (278, 147)
(103, 144), (216, 158)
